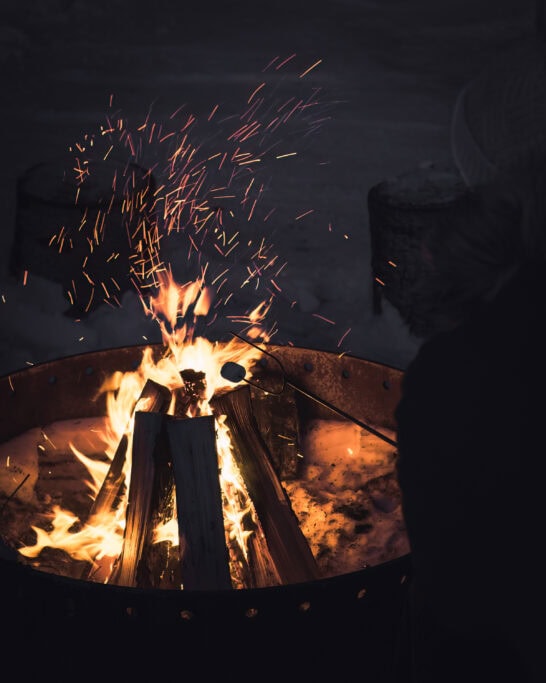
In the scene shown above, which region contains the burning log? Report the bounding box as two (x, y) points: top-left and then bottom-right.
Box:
(78, 379), (171, 581)
(84, 379), (171, 525)
(110, 411), (169, 588)
(210, 386), (321, 585)
(175, 369), (206, 417)
(249, 384), (302, 480)
(167, 414), (232, 591)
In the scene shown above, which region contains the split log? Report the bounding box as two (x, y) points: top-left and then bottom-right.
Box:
(166, 415), (232, 591)
(111, 411), (168, 588)
(84, 379), (171, 524)
(210, 386), (321, 585)
(249, 384), (302, 480)
(78, 378), (171, 581)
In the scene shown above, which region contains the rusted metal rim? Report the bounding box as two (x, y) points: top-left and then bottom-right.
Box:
(0, 343), (410, 631)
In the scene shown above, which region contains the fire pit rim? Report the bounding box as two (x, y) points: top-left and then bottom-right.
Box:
(0, 341), (410, 626)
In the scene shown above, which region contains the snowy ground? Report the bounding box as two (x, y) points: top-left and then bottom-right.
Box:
(0, 0), (535, 378)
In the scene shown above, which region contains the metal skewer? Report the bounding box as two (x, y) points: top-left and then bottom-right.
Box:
(221, 334), (398, 449)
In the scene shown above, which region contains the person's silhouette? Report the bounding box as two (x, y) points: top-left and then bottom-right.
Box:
(393, 167), (546, 683)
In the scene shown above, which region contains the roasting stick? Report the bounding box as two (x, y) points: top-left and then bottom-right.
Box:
(221, 335), (399, 449)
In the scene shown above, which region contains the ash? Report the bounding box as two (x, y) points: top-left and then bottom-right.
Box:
(285, 419), (409, 577)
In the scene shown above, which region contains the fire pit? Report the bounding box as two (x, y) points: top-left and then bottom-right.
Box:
(0, 342), (410, 678)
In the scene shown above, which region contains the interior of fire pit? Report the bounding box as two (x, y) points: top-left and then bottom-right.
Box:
(0, 343), (408, 591)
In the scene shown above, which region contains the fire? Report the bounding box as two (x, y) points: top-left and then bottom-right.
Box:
(20, 271), (272, 587)
(16, 54), (334, 586)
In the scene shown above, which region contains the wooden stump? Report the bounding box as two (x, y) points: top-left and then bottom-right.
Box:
(367, 163), (469, 337)
(10, 158), (156, 316)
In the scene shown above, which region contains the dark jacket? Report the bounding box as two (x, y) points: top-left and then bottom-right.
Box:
(395, 262), (546, 682)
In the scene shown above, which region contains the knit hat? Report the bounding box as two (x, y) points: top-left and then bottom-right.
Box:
(451, 38), (546, 187)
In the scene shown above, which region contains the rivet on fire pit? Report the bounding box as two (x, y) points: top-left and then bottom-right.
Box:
(85, 366), (94, 376)
(48, 375), (57, 385)
(245, 607), (259, 618)
(356, 587), (367, 600)
(303, 362), (313, 372)
(342, 369), (350, 379)
(382, 380), (391, 390)
(180, 609), (194, 621)
(298, 600), (311, 612)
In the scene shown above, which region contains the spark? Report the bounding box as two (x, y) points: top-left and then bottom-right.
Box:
(208, 104), (219, 121)
(211, 268), (229, 286)
(170, 104), (186, 119)
(275, 53), (296, 70)
(262, 55), (279, 71)
(337, 327), (351, 347)
(375, 277), (385, 286)
(248, 82), (265, 103)
(312, 313), (335, 325)
(23, 270), (28, 286)
(275, 152), (297, 159)
(295, 209), (314, 221)
(299, 59), (322, 78)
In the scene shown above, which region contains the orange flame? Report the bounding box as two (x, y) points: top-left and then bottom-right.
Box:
(21, 272), (271, 587)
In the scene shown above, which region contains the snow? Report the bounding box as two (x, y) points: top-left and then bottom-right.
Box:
(0, 0), (536, 377)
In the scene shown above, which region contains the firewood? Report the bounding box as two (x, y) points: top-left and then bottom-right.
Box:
(111, 410), (165, 588)
(210, 386), (321, 585)
(78, 378), (171, 581)
(166, 415), (232, 591)
(173, 369), (207, 417)
(249, 384), (302, 480)
(85, 379), (171, 523)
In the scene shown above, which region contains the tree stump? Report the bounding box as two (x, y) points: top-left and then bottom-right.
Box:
(367, 163), (469, 338)
(11, 157), (156, 317)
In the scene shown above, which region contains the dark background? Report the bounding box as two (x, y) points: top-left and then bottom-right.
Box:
(0, 1), (537, 373)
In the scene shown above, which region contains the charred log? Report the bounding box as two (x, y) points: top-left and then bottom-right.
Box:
(210, 386), (320, 585)
(111, 411), (165, 588)
(78, 379), (171, 581)
(249, 384), (302, 480)
(84, 379), (171, 524)
(167, 415), (232, 591)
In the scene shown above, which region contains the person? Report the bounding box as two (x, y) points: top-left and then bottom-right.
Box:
(392, 164), (546, 683)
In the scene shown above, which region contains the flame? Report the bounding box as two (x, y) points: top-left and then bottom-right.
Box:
(17, 55), (334, 584)
(21, 272), (271, 587)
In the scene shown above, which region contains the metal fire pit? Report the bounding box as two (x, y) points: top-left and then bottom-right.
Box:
(0, 344), (410, 678)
